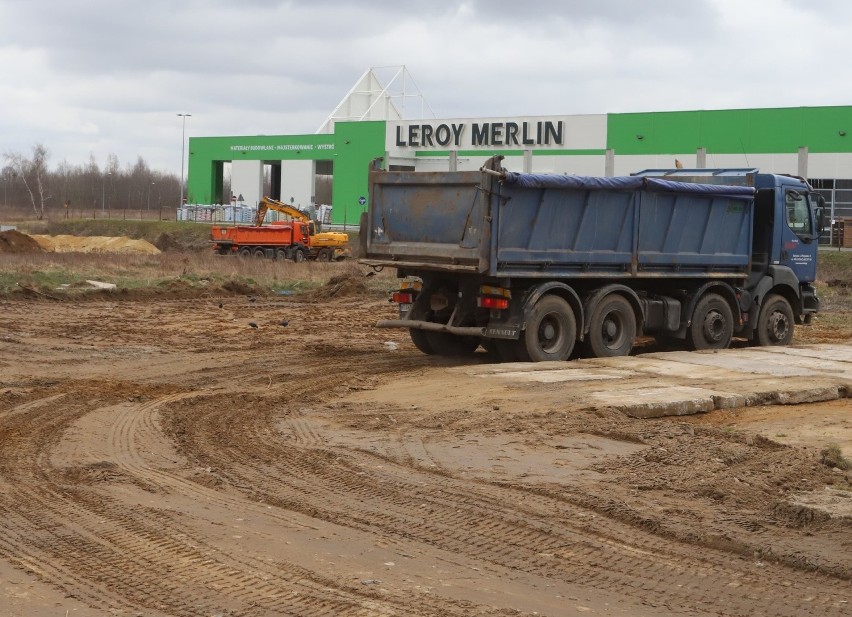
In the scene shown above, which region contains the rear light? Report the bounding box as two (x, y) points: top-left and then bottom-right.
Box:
(390, 277), (422, 304)
(400, 279), (422, 292)
(478, 296), (509, 310)
(392, 291), (414, 304)
(478, 284), (511, 310)
(480, 285), (511, 299)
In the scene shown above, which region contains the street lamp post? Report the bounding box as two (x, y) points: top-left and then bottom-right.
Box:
(178, 113), (191, 208)
(147, 181), (155, 211)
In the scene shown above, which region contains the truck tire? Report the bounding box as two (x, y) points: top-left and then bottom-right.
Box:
(275, 248), (288, 260)
(409, 329), (436, 354)
(755, 294), (794, 346)
(317, 248), (332, 262)
(253, 247), (266, 258)
(688, 293), (733, 350)
(492, 340), (521, 362)
(515, 295), (576, 362)
(292, 248), (306, 263)
(585, 294), (636, 357)
(430, 333), (480, 356)
(238, 247), (252, 258)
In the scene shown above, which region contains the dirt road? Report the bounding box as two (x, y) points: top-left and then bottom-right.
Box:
(0, 285), (849, 616)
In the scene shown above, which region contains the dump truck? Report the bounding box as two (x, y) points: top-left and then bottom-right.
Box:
(360, 156), (823, 361)
(212, 197), (350, 261)
(212, 220), (314, 261)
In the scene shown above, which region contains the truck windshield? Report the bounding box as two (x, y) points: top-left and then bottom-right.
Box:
(785, 191), (812, 237)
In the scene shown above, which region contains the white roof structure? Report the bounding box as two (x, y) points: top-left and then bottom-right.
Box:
(316, 65), (436, 134)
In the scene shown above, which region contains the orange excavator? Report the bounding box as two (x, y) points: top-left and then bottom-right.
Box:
(211, 197), (350, 262)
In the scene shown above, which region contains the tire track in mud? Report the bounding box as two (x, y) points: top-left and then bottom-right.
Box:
(0, 388), (459, 616)
(161, 351), (850, 617)
(2, 297), (849, 616)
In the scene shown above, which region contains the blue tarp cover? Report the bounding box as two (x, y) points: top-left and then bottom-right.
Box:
(502, 172), (755, 197)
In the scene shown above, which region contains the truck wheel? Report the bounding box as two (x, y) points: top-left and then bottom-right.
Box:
(317, 248), (332, 262)
(409, 329), (436, 354)
(253, 247), (266, 258)
(238, 247), (252, 258)
(492, 340), (520, 362)
(755, 294), (794, 346)
(275, 248), (288, 260)
(688, 293), (733, 350)
(292, 249), (306, 263)
(515, 295), (576, 362)
(429, 333), (480, 356)
(586, 294), (636, 357)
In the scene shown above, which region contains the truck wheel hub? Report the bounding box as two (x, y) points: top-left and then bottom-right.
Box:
(770, 313), (789, 338)
(703, 312), (725, 342)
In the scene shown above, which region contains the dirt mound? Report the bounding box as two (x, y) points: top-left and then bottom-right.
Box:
(0, 230), (45, 253)
(221, 280), (265, 296)
(309, 271), (373, 300)
(153, 232), (188, 252)
(31, 234), (160, 254)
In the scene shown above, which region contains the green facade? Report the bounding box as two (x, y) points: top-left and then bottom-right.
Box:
(330, 121), (387, 226)
(187, 133), (335, 206)
(187, 124), (385, 225)
(607, 106), (852, 155)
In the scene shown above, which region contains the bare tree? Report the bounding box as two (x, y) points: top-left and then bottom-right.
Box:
(1, 165), (16, 209)
(4, 143), (52, 219)
(2, 146), (179, 218)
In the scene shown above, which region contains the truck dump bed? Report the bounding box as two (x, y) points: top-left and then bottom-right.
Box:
(362, 161), (757, 279)
(212, 224), (297, 246)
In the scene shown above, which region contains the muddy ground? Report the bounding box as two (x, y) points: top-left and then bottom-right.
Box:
(0, 280), (850, 617)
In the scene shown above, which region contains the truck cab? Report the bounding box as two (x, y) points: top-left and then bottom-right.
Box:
(634, 168), (822, 325)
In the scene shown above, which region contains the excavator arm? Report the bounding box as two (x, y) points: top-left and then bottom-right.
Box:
(255, 196), (311, 226)
(255, 196), (350, 256)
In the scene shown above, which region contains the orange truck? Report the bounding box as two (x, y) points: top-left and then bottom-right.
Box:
(211, 221), (314, 261)
(212, 196), (351, 262)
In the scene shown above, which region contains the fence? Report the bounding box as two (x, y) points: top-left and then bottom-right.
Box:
(176, 205), (258, 224)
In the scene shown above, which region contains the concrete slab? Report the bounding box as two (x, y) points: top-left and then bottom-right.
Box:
(476, 344), (852, 418)
(590, 385), (721, 418)
(753, 344), (852, 363)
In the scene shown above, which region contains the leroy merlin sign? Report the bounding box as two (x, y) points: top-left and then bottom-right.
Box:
(390, 117), (567, 149)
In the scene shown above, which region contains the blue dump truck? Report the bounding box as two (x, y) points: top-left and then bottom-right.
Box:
(360, 156), (824, 362)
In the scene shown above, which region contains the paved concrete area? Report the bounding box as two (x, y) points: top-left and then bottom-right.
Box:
(458, 344), (852, 418)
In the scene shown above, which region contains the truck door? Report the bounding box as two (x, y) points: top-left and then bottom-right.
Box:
(779, 189), (818, 283)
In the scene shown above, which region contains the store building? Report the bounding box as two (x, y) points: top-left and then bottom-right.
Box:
(186, 68), (852, 232)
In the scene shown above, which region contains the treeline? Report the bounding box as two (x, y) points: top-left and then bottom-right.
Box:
(2, 144), (183, 219)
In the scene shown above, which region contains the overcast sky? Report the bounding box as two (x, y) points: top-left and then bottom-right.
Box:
(3, 0), (851, 176)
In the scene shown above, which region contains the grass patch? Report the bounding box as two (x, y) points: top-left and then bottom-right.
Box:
(817, 249), (852, 282)
(820, 443), (851, 470)
(0, 250), (393, 299)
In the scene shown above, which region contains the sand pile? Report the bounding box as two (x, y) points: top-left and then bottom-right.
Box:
(32, 234), (160, 255)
